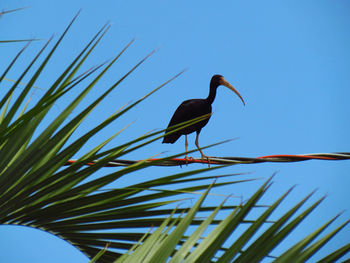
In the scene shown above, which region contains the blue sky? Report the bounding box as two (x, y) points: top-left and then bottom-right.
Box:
(1, 0), (349, 262)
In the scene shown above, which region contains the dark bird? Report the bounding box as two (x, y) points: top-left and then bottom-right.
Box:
(162, 74), (245, 159)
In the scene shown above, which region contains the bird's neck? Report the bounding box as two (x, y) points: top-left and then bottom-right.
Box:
(205, 81), (218, 105)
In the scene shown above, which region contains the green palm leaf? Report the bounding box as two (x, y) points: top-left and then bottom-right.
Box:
(1, 11), (348, 263)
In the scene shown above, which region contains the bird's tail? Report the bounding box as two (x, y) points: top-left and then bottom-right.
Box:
(162, 133), (181, 144)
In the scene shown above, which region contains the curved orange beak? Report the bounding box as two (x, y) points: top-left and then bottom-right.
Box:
(220, 77), (245, 106)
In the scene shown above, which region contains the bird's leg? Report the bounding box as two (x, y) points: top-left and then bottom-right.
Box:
(195, 131), (210, 166)
(185, 135), (188, 161)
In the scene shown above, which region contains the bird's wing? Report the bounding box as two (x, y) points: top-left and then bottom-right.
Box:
(166, 99), (208, 129)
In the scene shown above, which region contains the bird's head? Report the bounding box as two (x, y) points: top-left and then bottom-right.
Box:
(212, 74), (245, 106)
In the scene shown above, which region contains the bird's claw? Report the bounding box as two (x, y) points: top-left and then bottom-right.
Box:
(184, 155), (194, 165)
(201, 155), (211, 167)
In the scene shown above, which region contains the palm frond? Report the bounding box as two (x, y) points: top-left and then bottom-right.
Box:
(1, 12), (348, 263)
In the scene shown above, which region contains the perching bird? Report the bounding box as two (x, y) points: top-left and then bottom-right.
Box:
(162, 74), (245, 159)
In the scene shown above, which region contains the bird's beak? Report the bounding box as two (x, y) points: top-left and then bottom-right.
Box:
(221, 78), (245, 106)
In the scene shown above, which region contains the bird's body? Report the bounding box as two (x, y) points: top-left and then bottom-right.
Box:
(162, 99), (212, 143)
(162, 74), (245, 159)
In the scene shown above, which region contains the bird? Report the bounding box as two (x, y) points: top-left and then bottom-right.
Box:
(162, 74), (245, 160)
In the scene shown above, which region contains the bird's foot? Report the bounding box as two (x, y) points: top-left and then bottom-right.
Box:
(201, 154), (211, 167)
(184, 155), (194, 165)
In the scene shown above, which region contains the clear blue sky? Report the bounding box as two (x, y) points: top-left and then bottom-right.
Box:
(1, 0), (349, 262)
